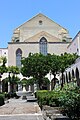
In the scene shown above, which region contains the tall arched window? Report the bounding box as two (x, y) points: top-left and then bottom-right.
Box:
(16, 48), (22, 68)
(39, 37), (47, 55)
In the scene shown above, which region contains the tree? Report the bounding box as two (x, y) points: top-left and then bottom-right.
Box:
(21, 53), (50, 89)
(8, 66), (20, 92)
(47, 54), (60, 88)
(8, 66), (20, 74)
(0, 57), (7, 74)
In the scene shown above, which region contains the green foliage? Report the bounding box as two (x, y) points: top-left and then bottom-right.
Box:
(4, 92), (10, 99)
(4, 92), (19, 99)
(27, 78), (36, 85)
(21, 53), (50, 89)
(0, 66), (7, 74)
(8, 66), (20, 74)
(3, 76), (20, 84)
(0, 94), (5, 106)
(37, 90), (61, 108)
(0, 57), (7, 74)
(59, 53), (78, 89)
(21, 52), (78, 89)
(20, 78), (28, 85)
(60, 53), (78, 72)
(59, 87), (80, 119)
(47, 54), (60, 74)
(0, 56), (7, 66)
(37, 86), (80, 119)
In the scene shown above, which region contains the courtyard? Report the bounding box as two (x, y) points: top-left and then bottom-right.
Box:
(0, 97), (44, 120)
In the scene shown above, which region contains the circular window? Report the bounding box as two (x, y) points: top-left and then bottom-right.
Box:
(39, 20), (43, 25)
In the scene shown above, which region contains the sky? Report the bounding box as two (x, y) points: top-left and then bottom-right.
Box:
(0, 0), (80, 48)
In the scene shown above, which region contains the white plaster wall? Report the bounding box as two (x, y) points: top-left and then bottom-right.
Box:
(8, 42), (69, 66)
(48, 43), (69, 55)
(68, 38), (78, 54)
(8, 43), (39, 66)
(68, 33), (80, 55)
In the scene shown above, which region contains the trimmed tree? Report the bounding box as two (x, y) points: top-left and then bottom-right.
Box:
(21, 53), (50, 89)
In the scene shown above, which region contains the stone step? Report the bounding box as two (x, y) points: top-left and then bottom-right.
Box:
(27, 96), (37, 102)
(42, 106), (71, 120)
(51, 114), (70, 119)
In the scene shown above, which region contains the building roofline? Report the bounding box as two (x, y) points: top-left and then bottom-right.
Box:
(14, 13), (68, 33)
(67, 31), (80, 48)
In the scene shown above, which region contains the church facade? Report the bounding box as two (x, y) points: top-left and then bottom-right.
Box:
(1, 13), (80, 92)
(8, 13), (71, 68)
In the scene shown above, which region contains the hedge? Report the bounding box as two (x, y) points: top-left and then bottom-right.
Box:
(36, 87), (80, 120)
(0, 94), (5, 106)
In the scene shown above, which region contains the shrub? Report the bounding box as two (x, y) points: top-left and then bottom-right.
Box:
(59, 87), (80, 120)
(37, 90), (60, 108)
(0, 94), (5, 106)
(4, 92), (10, 99)
(36, 87), (80, 119)
(8, 92), (19, 98)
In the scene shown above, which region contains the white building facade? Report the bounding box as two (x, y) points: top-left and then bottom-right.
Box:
(8, 13), (71, 68)
(68, 31), (80, 55)
(64, 32), (80, 86)
(1, 13), (80, 90)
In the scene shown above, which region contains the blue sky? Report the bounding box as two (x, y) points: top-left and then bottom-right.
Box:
(0, 0), (80, 48)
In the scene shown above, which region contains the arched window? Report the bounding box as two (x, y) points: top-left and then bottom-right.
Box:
(39, 37), (47, 55)
(16, 48), (22, 68)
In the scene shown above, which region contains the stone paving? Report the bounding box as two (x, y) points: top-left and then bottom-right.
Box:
(0, 97), (44, 120)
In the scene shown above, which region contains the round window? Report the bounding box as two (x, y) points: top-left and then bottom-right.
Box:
(39, 20), (43, 25)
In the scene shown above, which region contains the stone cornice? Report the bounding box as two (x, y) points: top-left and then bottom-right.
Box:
(8, 42), (70, 44)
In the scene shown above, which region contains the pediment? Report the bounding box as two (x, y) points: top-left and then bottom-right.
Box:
(12, 13), (70, 43)
(15, 13), (67, 32)
(24, 31), (61, 42)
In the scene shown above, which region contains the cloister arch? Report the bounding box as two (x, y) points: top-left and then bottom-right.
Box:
(75, 67), (80, 86)
(72, 69), (75, 78)
(68, 71), (71, 82)
(72, 69), (75, 82)
(66, 72), (68, 83)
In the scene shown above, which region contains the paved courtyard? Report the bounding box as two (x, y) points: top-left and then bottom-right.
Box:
(0, 97), (44, 120)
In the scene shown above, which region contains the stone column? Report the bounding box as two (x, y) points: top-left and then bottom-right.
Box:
(28, 85), (31, 91)
(8, 82), (10, 92)
(18, 84), (22, 91)
(34, 84), (37, 93)
(50, 82), (51, 91)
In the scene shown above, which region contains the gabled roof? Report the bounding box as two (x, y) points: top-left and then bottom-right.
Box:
(14, 13), (68, 32)
(24, 31), (61, 42)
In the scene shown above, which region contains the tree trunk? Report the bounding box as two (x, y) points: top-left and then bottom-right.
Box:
(61, 71), (64, 89)
(53, 73), (56, 89)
